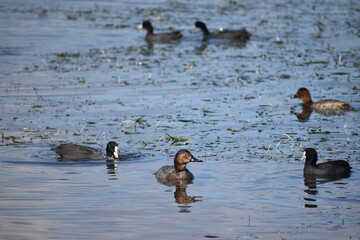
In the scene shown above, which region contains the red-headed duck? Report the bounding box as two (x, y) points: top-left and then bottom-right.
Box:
(294, 88), (350, 110)
(195, 21), (251, 41)
(51, 141), (118, 160)
(301, 148), (351, 178)
(155, 149), (202, 181)
(139, 20), (182, 43)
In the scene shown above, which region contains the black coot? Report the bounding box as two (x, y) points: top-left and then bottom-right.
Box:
(301, 148), (351, 178)
(51, 141), (118, 160)
(140, 20), (182, 43)
(195, 21), (251, 41)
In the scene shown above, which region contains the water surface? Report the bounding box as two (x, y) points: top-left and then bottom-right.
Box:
(0, 0), (359, 239)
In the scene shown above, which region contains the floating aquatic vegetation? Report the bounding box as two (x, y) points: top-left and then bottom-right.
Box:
(332, 72), (350, 76)
(121, 118), (149, 134)
(244, 96), (256, 100)
(31, 105), (42, 109)
(307, 127), (332, 134)
(137, 141), (153, 150)
(202, 108), (216, 116)
(166, 134), (190, 146)
(303, 61), (329, 65)
(226, 128), (240, 132)
(178, 119), (196, 123)
(3, 135), (22, 144)
(279, 74), (291, 79)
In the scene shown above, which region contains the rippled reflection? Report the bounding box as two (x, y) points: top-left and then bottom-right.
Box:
(291, 106), (348, 122)
(302, 176), (350, 208)
(194, 40), (248, 56)
(156, 178), (202, 212)
(174, 184), (202, 204)
(106, 159), (118, 176)
(291, 107), (313, 122)
(175, 183), (202, 213)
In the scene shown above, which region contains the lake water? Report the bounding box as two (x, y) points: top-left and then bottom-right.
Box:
(0, 0), (359, 239)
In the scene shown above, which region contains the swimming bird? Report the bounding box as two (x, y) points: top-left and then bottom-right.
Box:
(194, 21), (251, 41)
(301, 148), (351, 178)
(139, 20), (182, 43)
(51, 141), (118, 160)
(155, 149), (202, 182)
(293, 88), (350, 110)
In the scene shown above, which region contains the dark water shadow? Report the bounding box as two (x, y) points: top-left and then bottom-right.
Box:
(5, 149), (146, 174)
(156, 177), (193, 187)
(290, 106), (313, 122)
(54, 152), (144, 162)
(194, 39), (248, 56)
(291, 105), (350, 122)
(156, 178), (202, 213)
(139, 41), (184, 56)
(0, 47), (21, 56)
(106, 159), (118, 175)
(104, 152), (146, 176)
(174, 184), (202, 213)
(303, 175), (351, 208)
(139, 44), (154, 56)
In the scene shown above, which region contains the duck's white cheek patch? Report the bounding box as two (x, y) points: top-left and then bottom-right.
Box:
(113, 146), (119, 159)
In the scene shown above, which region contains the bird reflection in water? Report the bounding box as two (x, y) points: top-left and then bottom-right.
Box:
(157, 178), (202, 213)
(291, 106), (313, 122)
(194, 40), (247, 57)
(302, 176), (350, 208)
(106, 153), (144, 179)
(301, 147), (351, 208)
(175, 183), (202, 213)
(139, 44), (154, 56)
(291, 106), (348, 122)
(106, 159), (118, 176)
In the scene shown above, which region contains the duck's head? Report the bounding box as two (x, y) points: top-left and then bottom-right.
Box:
(174, 149), (202, 172)
(106, 141), (119, 159)
(294, 88), (312, 104)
